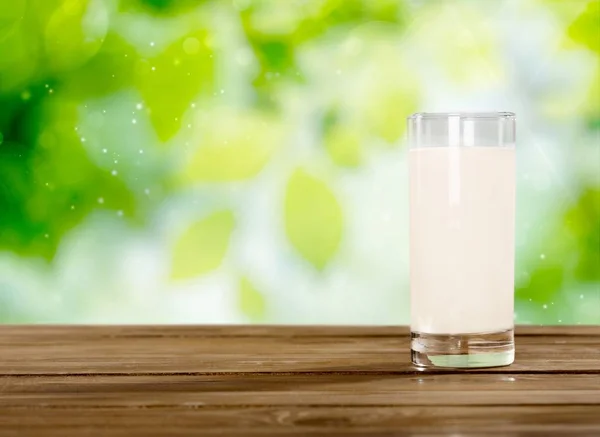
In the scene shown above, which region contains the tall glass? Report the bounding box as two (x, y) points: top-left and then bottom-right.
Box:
(408, 112), (516, 368)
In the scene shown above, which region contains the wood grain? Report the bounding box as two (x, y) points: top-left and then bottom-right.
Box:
(1, 374), (599, 407)
(0, 325), (598, 436)
(2, 326), (600, 375)
(0, 406), (599, 436)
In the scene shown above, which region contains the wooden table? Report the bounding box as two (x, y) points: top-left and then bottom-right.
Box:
(0, 325), (599, 436)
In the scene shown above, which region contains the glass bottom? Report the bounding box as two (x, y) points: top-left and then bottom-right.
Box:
(411, 329), (514, 368)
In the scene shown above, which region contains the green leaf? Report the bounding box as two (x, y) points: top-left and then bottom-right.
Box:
(568, 1), (600, 54)
(364, 85), (418, 144)
(238, 276), (266, 322)
(324, 122), (362, 168)
(180, 109), (283, 183)
(137, 30), (214, 142)
(44, 0), (109, 73)
(171, 210), (235, 280)
(284, 169), (343, 270)
(0, 0), (26, 38)
(586, 69), (600, 127)
(516, 265), (564, 303)
(63, 32), (138, 98)
(565, 188), (600, 281)
(565, 1), (600, 125)
(0, 1), (38, 93)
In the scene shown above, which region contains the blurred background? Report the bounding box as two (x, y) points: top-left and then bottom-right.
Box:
(0, 0), (598, 324)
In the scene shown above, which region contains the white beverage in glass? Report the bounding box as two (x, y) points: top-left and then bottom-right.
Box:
(408, 112), (516, 368)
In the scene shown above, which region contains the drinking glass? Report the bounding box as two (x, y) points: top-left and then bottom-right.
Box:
(408, 112), (516, 368)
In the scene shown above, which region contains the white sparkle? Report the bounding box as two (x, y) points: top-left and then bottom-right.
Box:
(191, 103), (196, 108)
(580, 294), (584, 299)
(111, 170), (118, 176)
(102, 110), (106, 114)
(558, 319), (562, 323)
(81, 137), (86, 142)
(220, 89), (225, 94)
(150, 41), (155, 47)
(117, 210), (124, 217)
(151, 66), (156, 71)
(114, 160), (118, 164)
(132, 118), (137, 124)
(540, 253), (546, 260)
(187, 124), (191, 128)
(136, 103), (143, 110)
(102, 148), (107, 154)
(139, 149), (144, 154)
(144, 188), (150, 195)
(543, 304), (547, 309)
(98, 197), (104, 204)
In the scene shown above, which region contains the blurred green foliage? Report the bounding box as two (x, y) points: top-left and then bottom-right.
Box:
(568, 1), (600, 54)
(171, 210), (235, 280)
(323, 109), (363, 167)
(238, 276), (267, 322)
(285, 169), (343, 270)
(567, 0), (600, 127)
(0, 0), (598, 323)
(119, 0), (202, 15)
(566, 188), (600, 282)
(181, 108), (283, 182)
(240, 0), (407, 94)
(138, 31), (214, 141)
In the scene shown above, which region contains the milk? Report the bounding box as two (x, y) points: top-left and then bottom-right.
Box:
(409, 146), (515, 334)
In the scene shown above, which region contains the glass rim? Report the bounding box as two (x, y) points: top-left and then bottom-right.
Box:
(408, 112), (515, 120)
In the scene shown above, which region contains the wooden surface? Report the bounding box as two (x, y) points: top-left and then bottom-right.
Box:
(0, 326), (599, 436)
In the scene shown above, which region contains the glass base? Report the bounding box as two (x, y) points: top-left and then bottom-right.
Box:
(411, 329), (514, 368)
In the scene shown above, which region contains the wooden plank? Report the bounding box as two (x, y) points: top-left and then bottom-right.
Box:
(0, 326), (598, 435)
(1, 325), (599, 340)
(1, 332), (599, 375)
(0, 374), (599, 407)
(0, 406), (598, 436)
